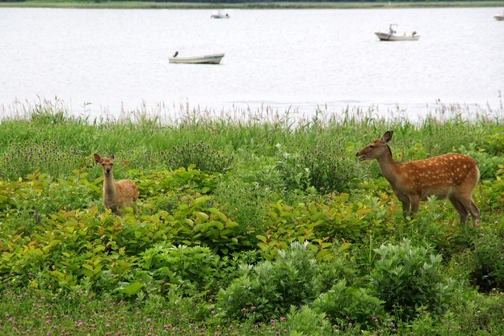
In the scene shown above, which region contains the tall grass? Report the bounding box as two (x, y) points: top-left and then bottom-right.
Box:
(1, 98), (500, 163)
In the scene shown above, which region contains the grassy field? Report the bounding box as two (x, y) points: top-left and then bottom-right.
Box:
(1, 0), (504, 9)
(1, 100), (504, 335)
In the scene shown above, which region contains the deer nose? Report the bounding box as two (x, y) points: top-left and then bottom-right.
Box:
(106, 168), (111, 173)
(355, 152), (359, 157)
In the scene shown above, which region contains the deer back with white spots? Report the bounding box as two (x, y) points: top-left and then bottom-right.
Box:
(94, 152), (139, 215)
(356, 131), (480, 228)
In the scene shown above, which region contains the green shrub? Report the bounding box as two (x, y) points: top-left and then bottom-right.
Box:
(469, 226), (504, 292)
(217, 241), (321, 321)
(369, 239), (455, 318)
(284, 305), (330, 335)
(312, 279), (385, 329)
(140, 243), (216, 291)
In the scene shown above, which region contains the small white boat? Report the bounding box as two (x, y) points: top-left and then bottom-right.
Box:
(211, 11), (230, 19)
(375, 24), (420, 41)
(495, 12), (504, 21)
(168, 52), (225, 65)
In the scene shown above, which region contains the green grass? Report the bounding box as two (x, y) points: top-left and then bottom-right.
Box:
(1, 99), (504, 335)
(1, 0), (504, 9)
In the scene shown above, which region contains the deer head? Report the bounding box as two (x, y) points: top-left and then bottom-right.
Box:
(94, 152), (115, 174)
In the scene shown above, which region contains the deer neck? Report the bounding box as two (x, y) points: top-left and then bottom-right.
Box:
(103, 172), (117, 200)
(376, 148), (400, 185)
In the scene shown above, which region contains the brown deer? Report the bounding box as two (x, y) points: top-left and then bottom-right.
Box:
(94, 153), (138, 215)
(356, 131), (480, 228)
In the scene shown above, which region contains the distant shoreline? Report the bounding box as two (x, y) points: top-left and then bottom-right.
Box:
(1, 1), (504, 10)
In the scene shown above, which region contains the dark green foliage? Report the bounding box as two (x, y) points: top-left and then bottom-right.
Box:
(218, 242), (323, 321)
(469, 225), (504, 292)
(369, 239), (455, 318)
(312, 279), (385, 329)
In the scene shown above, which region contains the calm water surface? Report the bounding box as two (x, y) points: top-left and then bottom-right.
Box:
(0, 7), (503, 118)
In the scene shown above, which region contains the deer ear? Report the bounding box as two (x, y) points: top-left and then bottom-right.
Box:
(94, 153), (102, 163)
(381, 131), (394, 143)
(110, 152), (115, 160)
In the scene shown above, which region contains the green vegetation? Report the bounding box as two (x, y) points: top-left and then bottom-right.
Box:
(1, 99), (504, 335)
(1, 0), (504, 9)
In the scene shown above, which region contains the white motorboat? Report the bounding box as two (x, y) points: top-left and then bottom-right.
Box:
(495, 12), (504, 21)
(168, 53), (225, 65)
(375, 24), (420, 41)
(211, 11), (230, 19)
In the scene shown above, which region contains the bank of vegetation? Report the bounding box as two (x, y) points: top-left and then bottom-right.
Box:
(1, 0), (504, 9)
(1, 99), (504, 335)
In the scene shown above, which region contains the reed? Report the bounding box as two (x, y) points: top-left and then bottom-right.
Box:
(0, 98), (502, 181)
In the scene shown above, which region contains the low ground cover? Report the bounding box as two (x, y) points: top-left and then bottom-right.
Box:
(1, 100), (504, 335)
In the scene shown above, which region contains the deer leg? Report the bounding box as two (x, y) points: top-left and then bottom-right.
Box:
(409, 195), (421, 216)
(467, 200), (480, 228)
(400, 199), (411, 218)
(448, 195), (469, 224)
(453, 189), (480, 228)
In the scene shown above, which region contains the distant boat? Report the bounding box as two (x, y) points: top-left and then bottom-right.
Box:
(495, 12), (504, 21)
(211, 11), (230, 19)
(169, 53), (225, 65)
(375, 24), (420, 41)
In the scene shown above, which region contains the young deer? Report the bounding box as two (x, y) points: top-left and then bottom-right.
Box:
(356, 131), (480, 228)
(94, 153), (138, 215)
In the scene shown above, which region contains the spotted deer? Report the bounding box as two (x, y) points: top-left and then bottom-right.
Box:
(94, 153), (138, 215)
(356, 131), (480, 228)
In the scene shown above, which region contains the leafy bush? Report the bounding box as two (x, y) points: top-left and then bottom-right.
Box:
(469, 226), (504, 292)
(217, 241), (322, 321)
(257, 196), (381, 259)
(284, 305), (330, 335)
(369, 239), (455, 318)
(130, 166), (221, 199)
(312, 279), (385, 329)
(140, 243), (216, 290)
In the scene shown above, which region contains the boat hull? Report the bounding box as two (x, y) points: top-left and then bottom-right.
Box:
(211, 15), (230, 19)
(168, 53), (225, 64)
(374, 32), (420, 41)
(495, 14), (504, 21)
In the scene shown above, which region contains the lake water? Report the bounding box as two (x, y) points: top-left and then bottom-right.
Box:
(0, 7), (503, 119)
